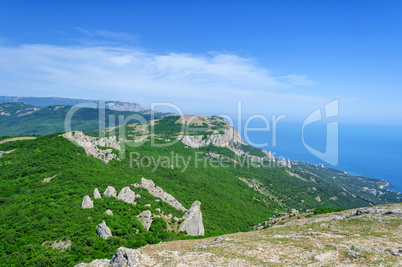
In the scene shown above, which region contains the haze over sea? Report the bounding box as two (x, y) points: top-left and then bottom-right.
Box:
(237, 120), (402, 193)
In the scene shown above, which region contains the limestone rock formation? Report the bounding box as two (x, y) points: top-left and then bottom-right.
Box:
(178, 128), (246, 156)
(287, 159), (292, 169)
(104, 186), (117, 197)
(110, 247), (141, 266)
(62, 131), (121, 164)
(277, 158), (292, 168)
(105, 209), (113, 216)
(262, 150), (275, 160)
(75, 259), (110, 267)
(175, 116), (248, 156)
(179, 201), (204, 236)
(97, 221), (112, 239)
(137, 210), (152, 231)
(140, 178), (187, 212)
(94, 188), (102, 199)
(315, 196), (322, 202)
(75, 247), (140, 267)
(116, 187), (136, 204)
(82, 195), (94, 209)
(42, 174), (58, 183)
(0, 149), (16, 159)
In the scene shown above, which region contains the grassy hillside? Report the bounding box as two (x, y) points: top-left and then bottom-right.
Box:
(112, 202), (402, 266)
(0, 115), (400, 266)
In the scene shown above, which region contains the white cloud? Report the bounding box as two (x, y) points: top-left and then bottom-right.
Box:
(75, 27), (135, 41)
(0, 43), (325, 118)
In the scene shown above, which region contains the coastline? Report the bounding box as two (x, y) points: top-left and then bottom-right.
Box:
(379, 181), (391, 190)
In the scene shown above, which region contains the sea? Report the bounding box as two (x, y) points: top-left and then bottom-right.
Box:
(234, 119), (402, 193)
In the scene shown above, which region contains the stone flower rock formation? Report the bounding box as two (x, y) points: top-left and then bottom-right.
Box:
(96, 221), (112, 239)
(117, 186), (136, 204)
(179, 201), (204, 236)
(81, 195), (94, 209)
(137, 210), (152, 231)
(139, 178), (187, 212)
(94, 188), (102, 199)
(104, 186), (117, 197)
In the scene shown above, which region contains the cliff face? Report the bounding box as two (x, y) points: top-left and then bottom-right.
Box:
(178, 127), (247, 156)
(104, 101), (143, 112)
(175, 115), (251, 157)
(0, 96), (144, 112)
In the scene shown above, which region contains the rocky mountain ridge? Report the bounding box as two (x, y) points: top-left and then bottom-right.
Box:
(0, 96), (144, 112)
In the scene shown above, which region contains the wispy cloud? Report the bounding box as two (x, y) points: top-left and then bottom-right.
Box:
(0, 43), (323, 117)
(75, 27), (135, 41)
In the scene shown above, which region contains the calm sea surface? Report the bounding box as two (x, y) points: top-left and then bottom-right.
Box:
(235, 120), (402, 193)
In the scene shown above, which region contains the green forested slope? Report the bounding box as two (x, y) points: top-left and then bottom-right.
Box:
(0, 115), (400, 266)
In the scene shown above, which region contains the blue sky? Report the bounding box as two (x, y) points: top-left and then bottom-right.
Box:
(0, 1), (401, 124)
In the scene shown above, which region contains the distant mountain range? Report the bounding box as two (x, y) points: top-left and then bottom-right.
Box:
(0, 96), (144, 112)
(0, 102), (165, 136)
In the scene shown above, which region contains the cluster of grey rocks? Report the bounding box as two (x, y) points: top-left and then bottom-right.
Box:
(332, 206), (402, 221)
(81, 186), (138, 210)
(81, 179), (205, 240)
(81, 186), (139, 239)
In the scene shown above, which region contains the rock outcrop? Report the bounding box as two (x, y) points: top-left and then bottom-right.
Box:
(105, 209), (113, 216)
(62, 131), (121, 163)
(175, 115), (248, 156)
(139, 178), (187, 212)
(137, 210), (152, 231)
(42, 174), (58, 183)
(0, 149), (16, 159)
(81, 195), (94, 209)
(97, 221), (112, 239)
(116, 187), (136, 204)
(277, 158), (292, 168)
(178, 128), (246, 156)
(110, 247), (141, 266)
(179, 201), (204, 236)
(94, 188), (102, 199)
(262, 150), (275, 160)
(75, 247), (140, 267)
(104, 186), (117, 197)
(75, 259), (110, 267)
